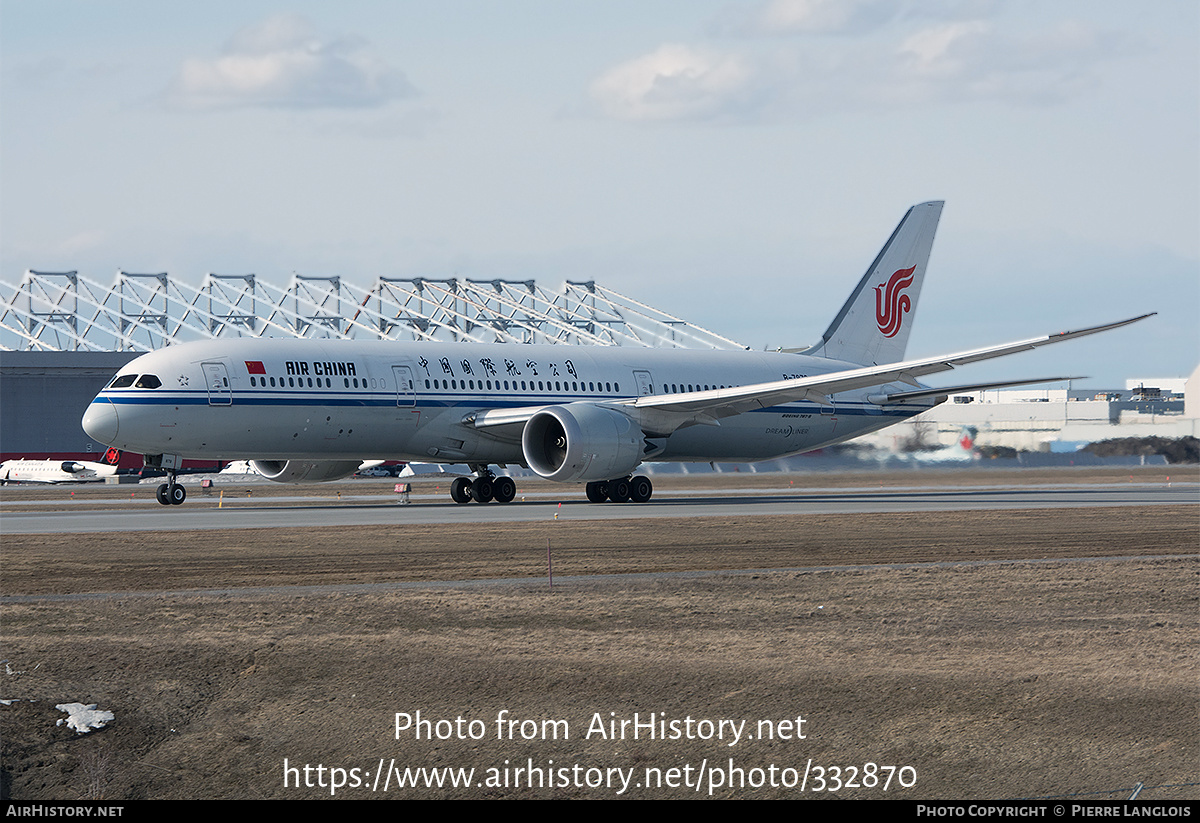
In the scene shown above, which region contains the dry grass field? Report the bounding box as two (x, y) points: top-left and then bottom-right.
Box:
(1, 468), (1196, 800)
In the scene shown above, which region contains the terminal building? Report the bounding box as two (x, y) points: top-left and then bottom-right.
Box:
(851, 369), (1199, 454)
(1, 351), (139, 462)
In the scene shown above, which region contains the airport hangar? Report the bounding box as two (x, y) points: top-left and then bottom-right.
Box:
(0, 270), (746, 468)
(3, 269), (1196, 469)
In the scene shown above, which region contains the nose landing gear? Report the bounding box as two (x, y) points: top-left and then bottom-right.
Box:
(155, 475), (186, 506)
(145, 454), (187, 506)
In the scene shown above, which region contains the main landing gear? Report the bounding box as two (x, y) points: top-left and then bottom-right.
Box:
(155, 472), (186, 506)
(585, 475), (653, 504)
(450, 467), (517, 505)
(445, 467), (653, 505)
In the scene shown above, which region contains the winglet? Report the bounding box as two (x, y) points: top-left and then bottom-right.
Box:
(1051, 313), (1156, 338)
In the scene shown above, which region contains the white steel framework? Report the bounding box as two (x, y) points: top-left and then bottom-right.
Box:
(1, 271), (747, 353)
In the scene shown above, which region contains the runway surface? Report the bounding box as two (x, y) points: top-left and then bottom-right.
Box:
(3, 479), (1195, 533)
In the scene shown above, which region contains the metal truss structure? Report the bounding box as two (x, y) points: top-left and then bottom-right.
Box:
(1, 271), (747, 353)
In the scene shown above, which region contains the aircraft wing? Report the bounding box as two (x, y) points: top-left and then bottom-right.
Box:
(621, 314), (1153, 418)
(467, 313), (1153, 438)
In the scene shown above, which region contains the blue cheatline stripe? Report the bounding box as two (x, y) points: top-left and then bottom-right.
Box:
(95, 392), (923, 417)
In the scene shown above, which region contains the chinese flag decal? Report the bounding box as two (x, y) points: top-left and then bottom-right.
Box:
(245, 361), (266, 375)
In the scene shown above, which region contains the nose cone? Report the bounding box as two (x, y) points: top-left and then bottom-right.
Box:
(82, 397), (119, 445)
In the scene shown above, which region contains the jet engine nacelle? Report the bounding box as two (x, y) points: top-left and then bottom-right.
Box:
(521, 403), (644, 483)
(249, 460), (364, 483)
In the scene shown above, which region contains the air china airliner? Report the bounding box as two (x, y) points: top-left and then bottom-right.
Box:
(81, 202), (1152, 506)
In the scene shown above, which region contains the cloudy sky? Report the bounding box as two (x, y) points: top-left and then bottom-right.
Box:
(2, 1), (1196, 384)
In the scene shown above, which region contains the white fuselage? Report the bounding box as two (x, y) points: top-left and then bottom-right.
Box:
(82, 338), (935, 470)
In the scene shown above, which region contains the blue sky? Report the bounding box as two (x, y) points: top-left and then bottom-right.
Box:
(2, 1), (1196, 385)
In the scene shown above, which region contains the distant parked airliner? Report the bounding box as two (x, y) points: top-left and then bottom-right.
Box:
(1, 449), (121, 484)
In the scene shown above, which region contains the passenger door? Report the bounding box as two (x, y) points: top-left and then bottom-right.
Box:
(202, 361), (232, 405)
(633, 369), (655, 396)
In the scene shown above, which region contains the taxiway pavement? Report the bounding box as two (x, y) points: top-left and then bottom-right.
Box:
(3, 480), (1195, 534)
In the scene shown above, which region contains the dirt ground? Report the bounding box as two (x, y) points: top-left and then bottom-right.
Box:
(1, 468), (1197, 800)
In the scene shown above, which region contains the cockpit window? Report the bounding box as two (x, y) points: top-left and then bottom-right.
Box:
(108, 374), (137, 389)
(134, 374), (162, 389)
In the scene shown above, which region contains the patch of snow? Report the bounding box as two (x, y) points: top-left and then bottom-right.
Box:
(55, 702), (114, 733)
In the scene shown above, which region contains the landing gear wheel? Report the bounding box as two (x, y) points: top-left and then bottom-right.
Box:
(585, 482), (608, 503)
(608, 478), (631, 503)
(156, 483), (171, 506)
(471, 476), (494, 503)
(450, 477), (473, 504)
(169, 483), (186, 505)
(493, 476), (516, 503)
(629, 475), (653, 503)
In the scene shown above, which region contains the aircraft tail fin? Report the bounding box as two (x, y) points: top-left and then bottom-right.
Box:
(102, 447), (122, 466)
(803, 201), (943, 366)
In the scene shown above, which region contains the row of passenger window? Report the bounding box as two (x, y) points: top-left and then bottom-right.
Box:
(245, 376), (725, 394)
(251, 375), (334, 389)
(662, 383), (726, 393)
(249, 376), (412, 390)
(423, 378), (622, 394)
(111, 370), (727, 396)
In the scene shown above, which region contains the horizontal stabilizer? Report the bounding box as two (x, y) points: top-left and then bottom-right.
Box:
(869, 376), (1085, 405)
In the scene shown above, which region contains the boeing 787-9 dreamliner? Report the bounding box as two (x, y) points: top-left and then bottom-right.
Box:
(81, 202), (1152, 506)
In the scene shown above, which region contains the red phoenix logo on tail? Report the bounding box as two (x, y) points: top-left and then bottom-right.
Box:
(874, 266), (916, 338)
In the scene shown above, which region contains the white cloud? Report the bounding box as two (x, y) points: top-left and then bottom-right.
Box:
(592, 12), (1131, 124)
(898, 21), (991, 76)
(721, 0), (900, 36)
(165, 14), (415, 110)
(589, 44), (760, 122)
(891, 19), (1123, 106)
(714, 0), (1000, 37)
